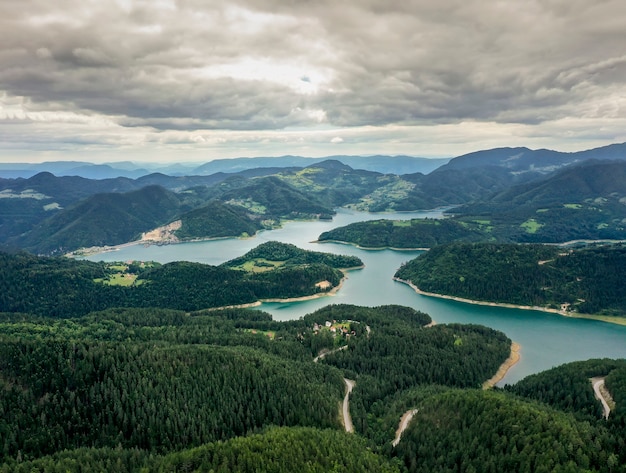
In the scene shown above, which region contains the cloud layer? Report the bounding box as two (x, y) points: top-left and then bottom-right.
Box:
(1, 0), (625, 161)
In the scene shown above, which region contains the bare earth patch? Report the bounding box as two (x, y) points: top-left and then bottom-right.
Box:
(141, 220), (182, 244)
(483, 342), (521, 389)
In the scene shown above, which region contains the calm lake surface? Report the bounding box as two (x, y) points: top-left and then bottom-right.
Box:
(87, 208), (626, 385)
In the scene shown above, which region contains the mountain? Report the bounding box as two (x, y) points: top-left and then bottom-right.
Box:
(0, 155), (448, 180)
(275, 160), (389, 208)
(438, 142), (626, 174)
(452, 160), (626, 242)
(193, 155), (448, 176)
(175, 200), (262, 240)
(0, 161), (152, 179)
(208, 175), (336, 220)
(15, 185), (182, 254)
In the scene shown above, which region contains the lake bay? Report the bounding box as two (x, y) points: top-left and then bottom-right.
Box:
(86, 208), (626, 385)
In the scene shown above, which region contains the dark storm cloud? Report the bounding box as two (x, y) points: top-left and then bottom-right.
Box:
(1, 0), (625, 133)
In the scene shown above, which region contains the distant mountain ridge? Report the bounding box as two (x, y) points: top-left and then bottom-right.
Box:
(0, 155), (449, 179)
(3, 141), (626, 254)
(439, 142), (626, 174)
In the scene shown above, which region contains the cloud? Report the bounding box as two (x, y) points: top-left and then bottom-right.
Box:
(1, 0), (626, 161)
(330, 136), (343, 144)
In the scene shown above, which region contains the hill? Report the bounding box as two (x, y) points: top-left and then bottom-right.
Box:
(395, 242), (626, 317)
(222, 241), (363, 270)
(193, 154), (449, 176)
(318, 218), (485, 248)
(438, 141), (626, 174)
(175, 200), (262, 240)
(14, 185), (182, 255)
(453, 160), (626, 242)
(207, 175), (336, 220)
(0, 243), (357, 317)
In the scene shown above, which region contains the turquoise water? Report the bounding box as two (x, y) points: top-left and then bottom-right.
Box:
(86, 208), (626, 385)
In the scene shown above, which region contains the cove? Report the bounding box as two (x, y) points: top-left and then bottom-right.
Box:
(86, 208), (626, 386)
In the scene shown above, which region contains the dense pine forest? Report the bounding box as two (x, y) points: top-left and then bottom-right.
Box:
(2, 240), (626, 471)
(2, 295), (626, 471)
(0, 242), (360, 317)
(395, 242), (626, 317)
(318, 218), (485, 248)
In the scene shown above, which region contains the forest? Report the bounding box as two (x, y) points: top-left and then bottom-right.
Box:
(1, 301), (625, 472)
(317, 218), (485, 248)
(0, 242), (360, 317)
(2, 240), (626, 471)
(395, 242), (626, 317)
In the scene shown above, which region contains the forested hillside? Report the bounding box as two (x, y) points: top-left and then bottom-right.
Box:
(318, 218), (485, 248)
(451, 161), (626, 243)
(1, 301), (625, 472)
(2, 427), (401, 473)
(16, 185), (183, 255)
(175, 200), (262, 240)
(223, 240), (363, 270)
(0, 243), (358, 317)
(395, 242), (626, 317)
(393, 389), (621, 473)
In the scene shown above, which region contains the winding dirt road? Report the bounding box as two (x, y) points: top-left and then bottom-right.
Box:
(591, 377), (612, 419)
(343, 378), (355, 433)
(313, 345), (347, 363)
(392, 409), (418, 447)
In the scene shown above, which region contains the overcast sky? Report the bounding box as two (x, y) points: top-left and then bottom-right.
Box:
(1, 0), (625, 163)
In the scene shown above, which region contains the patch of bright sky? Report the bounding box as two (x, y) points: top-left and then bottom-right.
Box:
(197, 58), (331, 95)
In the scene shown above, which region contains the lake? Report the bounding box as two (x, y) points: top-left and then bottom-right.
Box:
(87, 208), (626, 385)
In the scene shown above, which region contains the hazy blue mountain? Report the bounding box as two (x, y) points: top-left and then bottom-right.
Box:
(438, 142), (626, 174)
(0, 155), (448, 179)
(0, 161), (150, 179)
(193, 155), (448, 176)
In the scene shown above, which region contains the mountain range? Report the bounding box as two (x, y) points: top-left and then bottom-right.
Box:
(1, 141), (625, 254)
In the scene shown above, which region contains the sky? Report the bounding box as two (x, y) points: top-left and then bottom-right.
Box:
(1, 0), (625, 164)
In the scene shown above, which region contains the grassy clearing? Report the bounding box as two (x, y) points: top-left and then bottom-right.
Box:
(226, 198), (267, 214)
(392, 220), (412, 227)
(243, 329), (276, 339)
(520, 218), (544, 234)
(235, 259), (285, 273)
(94, 273), (139, 287)
(564, 203), (582, 209)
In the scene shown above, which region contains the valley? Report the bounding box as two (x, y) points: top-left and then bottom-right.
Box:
(2, 143), (626, 472)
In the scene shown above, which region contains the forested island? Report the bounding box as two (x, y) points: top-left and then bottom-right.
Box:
(395, 242), (626, 320)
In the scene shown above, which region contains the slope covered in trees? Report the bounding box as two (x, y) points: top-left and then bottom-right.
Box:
(451, 160), (626, 243)
(16, 185), (182, 255)
(174, 200), (262, 239)
(0, 243), (357, 317)
(395, 242), (626, 317)
(223, 240), (363, 270)
(1, 427), (401, 473)
(505, 359), (626, 421)
(318, 218), (485, 248)
(1, 297), (626, 471)
(393, 389), (620, 473)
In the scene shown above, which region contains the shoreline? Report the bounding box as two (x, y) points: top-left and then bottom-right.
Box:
(483, 342), (521, 389)
(315, 239), (429, 251)
(393, 278), (626, 327)
(67, 234), (252, 258)
(205, 269), (352, 311)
